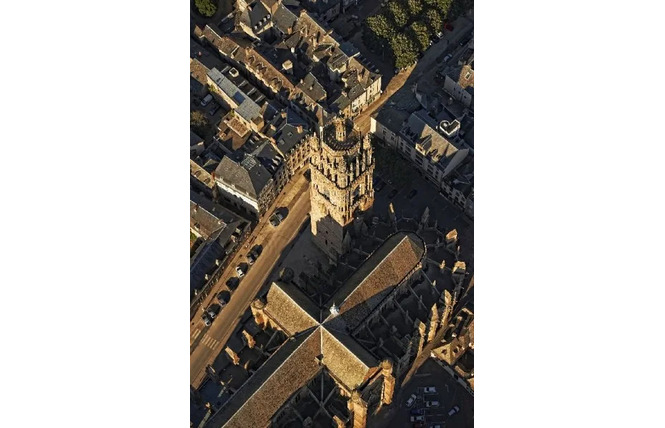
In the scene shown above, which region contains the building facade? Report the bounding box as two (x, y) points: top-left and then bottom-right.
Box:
(309, 117), (374, 260)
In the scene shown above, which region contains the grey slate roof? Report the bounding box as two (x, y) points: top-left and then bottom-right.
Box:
(214, 155), (273, 199)
(297, 72), (327, 102)
(273, 4), (298, 34)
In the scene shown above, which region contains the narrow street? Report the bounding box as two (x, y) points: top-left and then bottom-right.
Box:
(190, 171), (311, 387)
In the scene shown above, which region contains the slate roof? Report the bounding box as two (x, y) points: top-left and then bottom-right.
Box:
(297, 72), (327, 102)
(275, 123), (306, 153)
(273, 3), (298, 34)
(324, 232), (425, 331)
(404, 110), (460, 161)
(214, 155), (273, 199)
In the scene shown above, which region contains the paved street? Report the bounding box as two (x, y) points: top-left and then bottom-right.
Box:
(190, 171), (311, 387)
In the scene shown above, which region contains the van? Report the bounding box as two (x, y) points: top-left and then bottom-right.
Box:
(201, 94), (213, 107)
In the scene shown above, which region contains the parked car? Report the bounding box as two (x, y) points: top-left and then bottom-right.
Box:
(269, 214), (281, 227)
(410, 408), (425, 415)
(405, 394), (417, 408)
(430, 425), (442, 428)
(410, 415), (425, 422)
(226, 277), (240, 290)
(216, 292), (229, 306)
(422, 386), (437, 394)
(448, 405), (460, 416)
(208, 103), (220, 116)
(206, 305), (220, 319)
(202, 313), (212, 326)
(425, 401), (440, 408)
(407, 189), (418, 199)
(235, 265), (245, 278)
(443, 53), (453, 62)
(247, 253), (256, 265)
(388, 189), (398, 198)
(445, 23), (454, 31)
(200, 94), (213, 107)
(436, 31), (443, 39)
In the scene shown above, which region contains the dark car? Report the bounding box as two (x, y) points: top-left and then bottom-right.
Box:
(247, 253), (256, 265)
(410, 408), (425, 415)
(269, 214), (281, 227)
(208, 103), (220, 116)
(202, 313), (212, 326)
(407, 189), (418, 199)
(226, 277), (240, 290)
(206, 304), (221, 319)
(375, 180), (386, 192)
(445, 23), (454, 31)
(388, 189), (398, 198)
(216, 292), (229, 306)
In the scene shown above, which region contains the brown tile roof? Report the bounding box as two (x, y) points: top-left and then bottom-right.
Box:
(208, 329), (322, 428)
(321, 328), (377, 391)
(264, 281), (320, 335)
(190, 58), (209, 86)
(324, 232), (425, 331)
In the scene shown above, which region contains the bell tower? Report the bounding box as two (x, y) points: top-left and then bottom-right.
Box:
(309, 117), (374, 261)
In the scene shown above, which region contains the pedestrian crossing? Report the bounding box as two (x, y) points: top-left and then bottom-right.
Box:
(190, 329), (221, 350)
(190, 328), (201, 345)
(199, 334), (220, 351)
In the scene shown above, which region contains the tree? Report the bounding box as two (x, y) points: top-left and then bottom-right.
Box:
(406, 0), (423, 17)
(387, 1), (409, 28)
(390, 33), (419, 69)
(195, 0), (217, 18)
(366, 14), (396, 40)
(408, 22), (430, 52)
(191, 110), (209, 136)
(425, 8), (443, 33)
(425, 0), (453, 16)
(449, 0), (473, 20)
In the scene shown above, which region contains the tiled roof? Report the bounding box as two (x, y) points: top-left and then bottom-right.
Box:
(264, 281), (320, 335)
(321, 328), (377, 390)
(208, 329), (323, 428)
(324, 232), (425, 331)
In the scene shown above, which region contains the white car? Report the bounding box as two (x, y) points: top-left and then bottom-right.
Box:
(448, 405), (460, 416)
(410, 415), (425, 422)
(236, 265), (245, 278)
(405, 394), (417, 408)
(422, 386), (437, 394)
(425, 400), (440, 408)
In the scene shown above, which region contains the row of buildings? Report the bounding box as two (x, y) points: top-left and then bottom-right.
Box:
(190, 0), (383, 221)
(370, 39), (474, 218)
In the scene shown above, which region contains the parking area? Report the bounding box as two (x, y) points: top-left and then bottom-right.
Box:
(373, 359), (473, 427)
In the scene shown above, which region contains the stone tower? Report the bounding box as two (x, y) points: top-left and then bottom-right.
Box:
(309, 117), (374, 261)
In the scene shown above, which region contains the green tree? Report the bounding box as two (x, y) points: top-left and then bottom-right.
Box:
(425, 0), (453, 16)
(191, 110), (209, 136)
(425, 8), (444, 33)
(449, 0), (473, 20)
(195, 0), (217, 18)
(366, 14), (396, 40)
(390, 33), (419, 69)
(406, 0), (423, 17)
(387, 1), (409, 28)
(408, 22), (430, 52)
